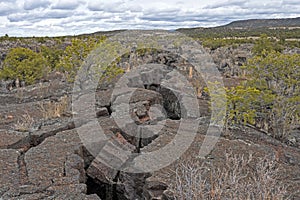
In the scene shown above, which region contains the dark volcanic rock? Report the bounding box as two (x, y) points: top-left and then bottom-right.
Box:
(0, 127), (102, 199)
(1, 34), (300, 200)
(96, 107), (110, 118)
(209, 44), (252, 77)
(25, 130), (84, 186)
(0, 149), (20, 192)
(0, 130), (29, 149)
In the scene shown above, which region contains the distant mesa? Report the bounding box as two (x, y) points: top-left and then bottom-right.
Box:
(218, 17), (300, 29)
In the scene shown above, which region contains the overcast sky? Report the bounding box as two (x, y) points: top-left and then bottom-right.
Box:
(0, 0), (299, 37)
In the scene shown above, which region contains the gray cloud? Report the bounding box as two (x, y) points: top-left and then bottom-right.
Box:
(0, 2), (18, 16)
(24, 0), (51, 10)
(44, 10), (75, 19)
(0, 0), (299, 37)
(87, 1), (113, 11)
(8, 10), (74, 22)
(87, 1), (142, 13)
(204, 0), (247, 9)
(51, 0), (82, 10)
(282, 0), (300, 5)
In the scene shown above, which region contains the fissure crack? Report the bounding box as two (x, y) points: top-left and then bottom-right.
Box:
(17, 152), (29, 185)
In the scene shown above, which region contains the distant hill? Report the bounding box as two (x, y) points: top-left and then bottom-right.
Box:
(220, 17), (300, 29)
(79, 29), (126, 37)
(176, 17), (300, 39)
(85, 17), (300, 38)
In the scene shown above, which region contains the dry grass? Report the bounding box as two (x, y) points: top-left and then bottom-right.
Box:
(171, 152), (289, 200)
(14, 113), (34, 132)
(38, 95), (69, 119)
(16, 87), (25, 102)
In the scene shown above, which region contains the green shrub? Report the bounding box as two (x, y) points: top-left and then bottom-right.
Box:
(244, 50), (300, 138)
(0, 47), (49, 85)
(40, 46), (63, 70)
(206, 50), (300, 138)
(252, 34), (283, 56)
(202, 38), (253, 50)
(56, 37), (105, 82)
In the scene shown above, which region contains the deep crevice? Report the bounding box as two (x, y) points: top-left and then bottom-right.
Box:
(83, 144), (121, 200)
(143, 84), (181, 120)
(112, 171), (120, 200)
(83, 141), (151, 200)
(86, 173), (123, 200)
(110, 128), (139, 150)
(6, 118), (96, 156)
(31, 121), (75, 147)
(17, 152), (29, 185)
(105, 104), (112, 115)
(144, 83), (161, 92)
(86, 175), (108, 199)
(137, 135), (142, 153)
(85, 83), (183, 199)
(7, 120), (76, 152)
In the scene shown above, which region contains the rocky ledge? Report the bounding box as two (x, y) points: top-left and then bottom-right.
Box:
(1, 45), (300, 200)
